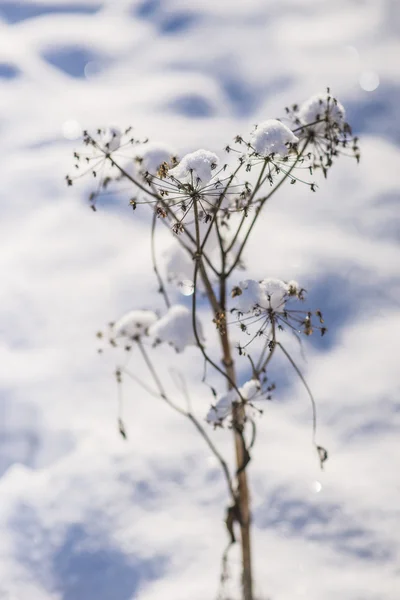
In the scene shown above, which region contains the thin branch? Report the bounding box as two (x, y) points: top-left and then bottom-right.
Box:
(136, 338), (185, 414)
(151, 209), (171, 308)
(276, 341), (317, 442)
(122, 366), (161, 398)
(191, 198), (244, 398)
(136, 338), (236, 501)
(226, 141), (309, 277)
(225, 161), (267, 256)
(257, 319), (277, 374)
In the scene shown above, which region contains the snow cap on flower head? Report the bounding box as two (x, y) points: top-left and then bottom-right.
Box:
(149, 304), (204, 352)
(169, 149), (219, 185)
(234, 278), (298, 314)
(113, 310), (158, 339)
(206, 378), (262, 425)
(251, 119), (298, 157)
(298, 92), (346, 129)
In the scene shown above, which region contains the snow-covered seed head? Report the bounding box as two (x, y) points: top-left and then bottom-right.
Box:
(112, 309), (158, 340)
(148, 304), (204, 353)
(250, 119), (299, 158)
(298, 92), (346, 131)
(169, 149), (219, 186)
(230, 278), (326, 346)
(234, 278), (293, 314)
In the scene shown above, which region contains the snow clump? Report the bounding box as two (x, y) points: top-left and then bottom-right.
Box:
(206, 379), (262, 425)
(169, 149), (219, 185)
(240, 378), (262, 401)
(251, 119), (298, 157)
(298, 92), (346, 130)
(233, 278), (299, 314)
(149, 304), (204, 352)
(113, 309), (158, 339)
(206, 389), (238, 424)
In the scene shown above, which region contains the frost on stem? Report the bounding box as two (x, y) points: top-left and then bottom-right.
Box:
(149, 304), (204, 353)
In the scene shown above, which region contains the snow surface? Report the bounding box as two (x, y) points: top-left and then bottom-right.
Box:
(1, 1), (399, 599)
(251, 119), (299, 157)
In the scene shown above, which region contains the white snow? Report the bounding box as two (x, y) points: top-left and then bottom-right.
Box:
(206, 389), (237, 424)
(1, 2), (399, 599)
(234, 278), (295, 313)
(251, 119), (299, 157)
(164, 243), (194, 284)
(149, 304), (204, 352)
(298, 92), (346, 130)
(206, 379), (262, 424)
(240, 378), (261, 401)
(113, 309), (158, 339)
(168, 149), (219, 185)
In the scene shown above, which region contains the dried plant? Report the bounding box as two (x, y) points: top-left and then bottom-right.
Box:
(67, 89), (359, 600)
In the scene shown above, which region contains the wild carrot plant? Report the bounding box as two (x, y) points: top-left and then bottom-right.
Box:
(67, 90), (359, 600)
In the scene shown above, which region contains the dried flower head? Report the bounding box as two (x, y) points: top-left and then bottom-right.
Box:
(230, 278), (325, 351)
(250, 119), (299, 158)
(290, 90), (360, 174)
(112, 309), (158, 342)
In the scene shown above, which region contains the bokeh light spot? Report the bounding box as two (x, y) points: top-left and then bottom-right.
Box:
(62, 119), (82, 140)
(178, 280), (194, 296)
(359, 71), (380, 91)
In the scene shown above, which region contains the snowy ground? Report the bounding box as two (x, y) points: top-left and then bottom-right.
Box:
(1, 0), (399, 599)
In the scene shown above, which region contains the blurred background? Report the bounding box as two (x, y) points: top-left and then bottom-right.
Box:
(0, 1), (399, 599)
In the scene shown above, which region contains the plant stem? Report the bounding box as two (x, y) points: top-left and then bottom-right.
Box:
(218, 274), (254, 600)
(136, 339), (236, 500)
(191, 195), (253, 599)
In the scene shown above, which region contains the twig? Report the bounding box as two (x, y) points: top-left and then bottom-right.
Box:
(151, 208), (171, 308)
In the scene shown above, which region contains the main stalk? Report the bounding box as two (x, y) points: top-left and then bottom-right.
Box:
(220, 326), (253, 600)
